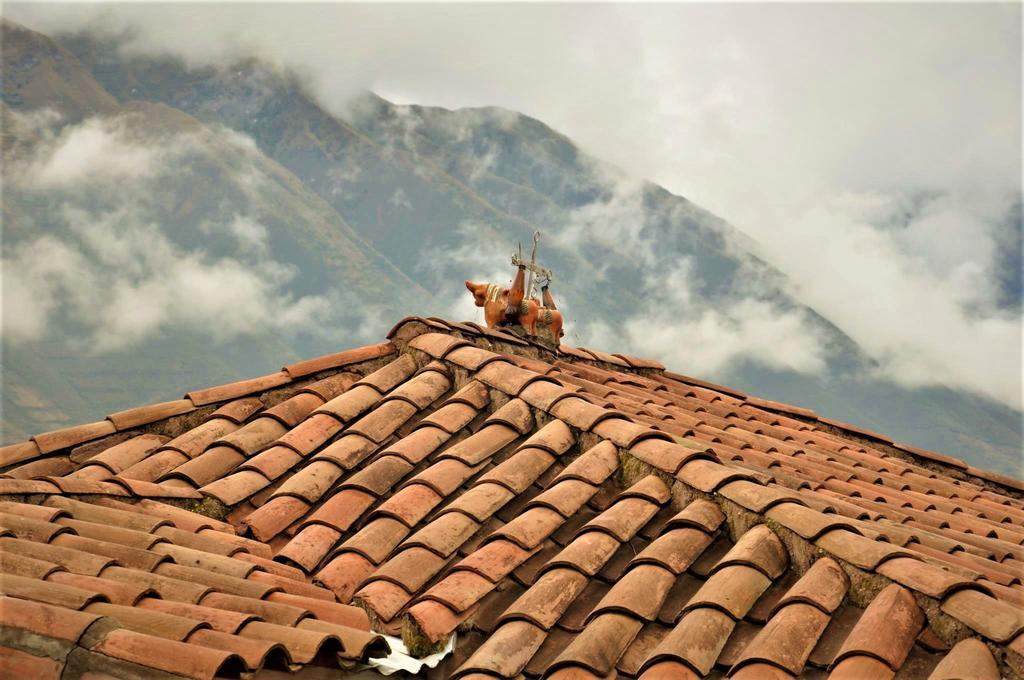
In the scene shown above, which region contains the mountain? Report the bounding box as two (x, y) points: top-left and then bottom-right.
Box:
(1, 20), (1020, 475)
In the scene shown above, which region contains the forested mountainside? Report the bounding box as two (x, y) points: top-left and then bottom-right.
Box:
(2, 20), (1019, 475)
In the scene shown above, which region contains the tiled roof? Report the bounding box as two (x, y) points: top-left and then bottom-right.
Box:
(1, 315), (1022, 679)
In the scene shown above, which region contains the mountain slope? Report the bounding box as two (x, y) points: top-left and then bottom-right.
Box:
(1, 22), (1019, 475)
(0, 21), (425, 437)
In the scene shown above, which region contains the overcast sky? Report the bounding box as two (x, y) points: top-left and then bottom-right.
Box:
(7, 2), (1023, 408)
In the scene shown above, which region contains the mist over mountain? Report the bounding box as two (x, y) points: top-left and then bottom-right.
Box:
(1, 19), (1020, 476)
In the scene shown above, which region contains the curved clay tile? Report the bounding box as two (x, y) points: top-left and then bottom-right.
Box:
(834, 584), (923, 670)
(926, 637), (1001, 680)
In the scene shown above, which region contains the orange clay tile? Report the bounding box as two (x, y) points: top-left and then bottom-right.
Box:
(834, 584), (924, 669)
(3, 317), (1023, 680)
(32, 421), (118, 455)
(0, 440), (43, 468)
(283, 340), (395, 378)
(186, 371), (291, 406)
(107, 399), (194, 431)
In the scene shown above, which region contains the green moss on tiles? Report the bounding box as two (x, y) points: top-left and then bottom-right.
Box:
(182, 496), (229, 522)
(616, 451), (671, 490)
(401, 617), (448, 659)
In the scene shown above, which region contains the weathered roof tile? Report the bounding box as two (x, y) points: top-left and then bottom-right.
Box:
(4, 318), (1022, 680)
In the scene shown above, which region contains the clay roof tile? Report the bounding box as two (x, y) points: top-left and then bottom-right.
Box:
(484, 398), (535, 434)
(283, 341), (395, 378)
(579, 496), (660, 543)
(940, 588), (1024, 643)
(240, 495), (309, 542)
(477, 448), (555, 494)
(588, 563), (676, 622)
(555, 441), (618, 485)
(592, 418), (674, 450)
(32, 421), (118, 455)
(927, 637), (1001, 680)
(107, 399), (195, 431)
(834, 584), (924, 669)
(419, 402), (479, 434)
(409, 331), (472, 358)
(771, 556), (849, 616)
(730, 601), (831, 676)
(0, 594), (102, 642)
(454, 619), (548, 678)
(476, 360), (549, 396)
(663, 498), (727, 534)
(274, 415), (343, 456)
(547, 611), (643, 676)
(815, 528), (914, 571)
(384, 369), (452, 409)
(0, 440), (43, 469)
(712, 524), (789, 580)
(676, 459), (756, 493)
(445, 345), (506, 371)
(633, 528), (713, 575)
(641, 605), (734, 676)
(441, 483), (515, 523)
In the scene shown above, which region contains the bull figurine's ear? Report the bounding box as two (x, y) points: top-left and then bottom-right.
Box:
(464, 280), (475, 292)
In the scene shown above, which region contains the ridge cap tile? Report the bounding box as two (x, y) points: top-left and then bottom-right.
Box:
(408, 332), (472, 359)
(283, 340), (395, 379)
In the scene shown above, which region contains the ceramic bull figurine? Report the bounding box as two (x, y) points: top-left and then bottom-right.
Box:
(464, 279), (564, 340)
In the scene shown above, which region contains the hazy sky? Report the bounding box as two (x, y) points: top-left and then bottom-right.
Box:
(6, 2), (1023, 408)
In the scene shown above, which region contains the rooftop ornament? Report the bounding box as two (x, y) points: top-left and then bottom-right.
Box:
(464, 230), (564, 345)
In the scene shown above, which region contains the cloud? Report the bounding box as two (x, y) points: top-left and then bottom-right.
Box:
(1, 111), (333, 352)
(2, 203), (331, 353)
(6, 3), (1021, 408)
(755, 191), (1023, 408)
(582, 257), (829, 377)
(16, 114), (164, 189)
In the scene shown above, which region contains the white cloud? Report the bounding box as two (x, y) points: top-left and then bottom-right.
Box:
(756, 192), (1022, 408)
(21, 115), (163, 189)
(1, 205), (330, 353)
(1, 110), (332, 353)
(5, 3), (1022, 408)
(583, 257), (829, 378)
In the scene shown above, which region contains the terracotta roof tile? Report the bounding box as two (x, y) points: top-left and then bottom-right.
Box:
(443, 345), (503, 372)
(6, 318), (1023, 679)
(834, 584), (923, 670)
(733, 601), (831, 675)
(479, 448), (556, 494)
(549, 397), (620, 431)
(454, 619), (548, 678)
(283, 341), (395, 378)
(927, 637), (1001, 680)
(548, 611), (644, 675)
(186, 371), (291, 407)
(107, 399), (195, 431)
(940, 588), (1024, 643)
(580, 496), (661, 543)
(32, 421), (118, 455)
(815, 529), (914, 571)
(241, 495), (309, 542)
(634, 527), (714, 575)
(350, 353), (417, 393)
(409, 331), (472, 358)
(346, 399), (419, 443)
(441, 424), (520, 466)
(651, 606), (736, 674)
